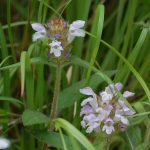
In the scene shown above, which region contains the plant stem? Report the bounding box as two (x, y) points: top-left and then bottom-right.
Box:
(42, 62), (61, 150)
(104, 136), (110, 150)
(50, 62), (61, 129)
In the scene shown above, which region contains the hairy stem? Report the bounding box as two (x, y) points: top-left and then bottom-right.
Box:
(50, 62), (61, 129)
(42, 63), (61, 150)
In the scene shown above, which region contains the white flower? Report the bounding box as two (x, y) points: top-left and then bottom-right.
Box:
(0, 137), (10, 149)
(86, 122), (99, 133)
(102, 118), (115, 134)
(31, 23), (46, 41)
(49, 41), (64, 57)
(114, 113), (128, 125)
(80, 87), (98, 110)
(100, 91), (113, 102)
(68, 20), (85, 43)
(81, 120), (86, 128)
(117, 100), (135, 116)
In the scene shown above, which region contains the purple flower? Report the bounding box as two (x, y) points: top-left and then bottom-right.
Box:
(115, 82), (123, 90)
(65, 51), (71, 58)
(123, 91), (135, 98)
(47, 51), (51, 58)
(54, 33), (61, 39)
(80, 83), (135, 135)
(117, 100), (135, 116)
(64, 21), (68, 27)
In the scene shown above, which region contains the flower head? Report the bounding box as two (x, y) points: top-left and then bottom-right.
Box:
(80, 83), (135, 135)
(31, 19), (85, 59)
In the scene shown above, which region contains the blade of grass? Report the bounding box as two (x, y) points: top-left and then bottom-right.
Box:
(86, 4), (104, 83)
(54, 118), (96, 150)
(115, 28), (148, 83)
(7, 0), (16, 62)
(101, 39), (150, 102)
(0, 24), (10, 108)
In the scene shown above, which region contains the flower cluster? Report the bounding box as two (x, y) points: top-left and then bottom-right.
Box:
(31, 19), (85, 59)
(80, 83), (135, 134)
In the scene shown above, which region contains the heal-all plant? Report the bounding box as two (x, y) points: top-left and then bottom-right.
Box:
(0, 0), (150, 150)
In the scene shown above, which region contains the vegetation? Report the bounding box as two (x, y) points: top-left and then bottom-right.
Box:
(0, 0), (150, 149)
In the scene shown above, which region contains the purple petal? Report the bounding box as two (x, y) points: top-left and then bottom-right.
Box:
(54, 33), (61, 38)
(64, 21), (68, 27)
(115, 82), (123, 90)
(61, 43), (64, 48)
(123, 91), (135, 98)
(47, 51), (51, 58)
(65, 51), (71, 58)
(80, 105), (93, 116)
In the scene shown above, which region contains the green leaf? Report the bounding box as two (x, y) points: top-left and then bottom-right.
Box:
(22, 109), (49, 126)
(54, 118), (96, 150)
(32, 130), (72, 149)
(86, 4), (104, 82)
(0, 96), (24, 105)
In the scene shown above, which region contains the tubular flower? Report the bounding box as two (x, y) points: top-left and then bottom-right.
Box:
(31, 23), (46, 41)
(67, 20), (85, 43)
(31, 19), (85, 59)
(80, 83), (135, 134)
(49, 40), (64, 57)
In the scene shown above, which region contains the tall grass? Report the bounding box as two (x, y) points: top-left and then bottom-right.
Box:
(0, 0), (150, 150)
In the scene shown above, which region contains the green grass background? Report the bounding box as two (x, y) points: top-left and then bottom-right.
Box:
(0, 0), (150, 149)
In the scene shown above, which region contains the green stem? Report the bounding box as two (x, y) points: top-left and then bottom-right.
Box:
(42, 63), (61, 150)
(50, 62), (61, 129)
(104, 137), (110, 150)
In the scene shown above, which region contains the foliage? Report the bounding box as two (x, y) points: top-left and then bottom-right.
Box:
(0, 0), (150, 150)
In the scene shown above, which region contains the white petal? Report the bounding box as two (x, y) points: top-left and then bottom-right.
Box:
(32, 32), (46, 41)
(120, 116), (128, 125)
(0, 137), (10, 149)
(81, 97), (93, 106)
(71, 20), (85, 28)
(69, 28), (85, 37)
(80, 87), (94, 95)
(123, 91), (135, 98)
(100, 91), (113, 102)
(49, 41), (62, 47)
(53, 49), (61, 57)
(31, 23), (46, 32)
(81, 120), (86, 128)
(67, 33), (75, 43)
(86, 126), (93, 133)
